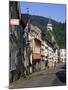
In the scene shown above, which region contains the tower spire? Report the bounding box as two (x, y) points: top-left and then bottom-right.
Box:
(47, 17), (53, 31)
(48, 17), (51, 24)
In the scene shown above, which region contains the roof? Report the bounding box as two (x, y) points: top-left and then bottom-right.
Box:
(30, 24), (41, 34)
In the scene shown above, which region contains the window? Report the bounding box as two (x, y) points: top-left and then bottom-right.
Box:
(31, 30), (37, 37)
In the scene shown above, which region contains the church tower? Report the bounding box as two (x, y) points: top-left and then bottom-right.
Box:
(46, 17), (59, 49)
(47, 18), (53, 31)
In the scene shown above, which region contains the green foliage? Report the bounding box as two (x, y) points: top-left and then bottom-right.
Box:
(53, 22), (66, 48)
(45, 31), (52, 42)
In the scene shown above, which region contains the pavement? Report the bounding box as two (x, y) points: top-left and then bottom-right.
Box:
(9, 62), (66, 89)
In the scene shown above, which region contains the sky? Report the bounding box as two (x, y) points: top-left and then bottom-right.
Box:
(20, 2), (66, 23)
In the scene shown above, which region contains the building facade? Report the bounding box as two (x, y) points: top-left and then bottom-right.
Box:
(28, 24), (42, 72)
(9, 1), (27, 82)
(9, 1), (20, 83)
(59, 49), (66, 63)
(41, 40), (48, 70)
(47, 43), (54, 68)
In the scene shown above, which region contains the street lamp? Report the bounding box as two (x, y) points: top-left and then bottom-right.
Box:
(25, 8), (31, 74)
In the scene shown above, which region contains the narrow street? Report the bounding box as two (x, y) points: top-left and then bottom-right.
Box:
(9, 62), (66, 89)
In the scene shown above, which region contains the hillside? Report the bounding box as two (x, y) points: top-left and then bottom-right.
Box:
(21, 14), (57, 30)
(21, 14), (66, 48)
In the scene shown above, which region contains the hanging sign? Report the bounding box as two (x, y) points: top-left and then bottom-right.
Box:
(10, 19), (19, 25)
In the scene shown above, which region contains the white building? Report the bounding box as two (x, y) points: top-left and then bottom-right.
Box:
(47, 45), (54, 68)
(53, 49), (58, 63)
(59, 49), (66, 63)
(24, 24), (42, 72)
(41, 40), (48, 70)
(47, 19), (53, 31)
(44, 39), (54, 68)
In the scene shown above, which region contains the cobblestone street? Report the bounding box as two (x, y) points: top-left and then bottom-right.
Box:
(9, 62), (66, 89)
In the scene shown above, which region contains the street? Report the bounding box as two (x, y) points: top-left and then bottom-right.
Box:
(9, 62), (66, 89)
